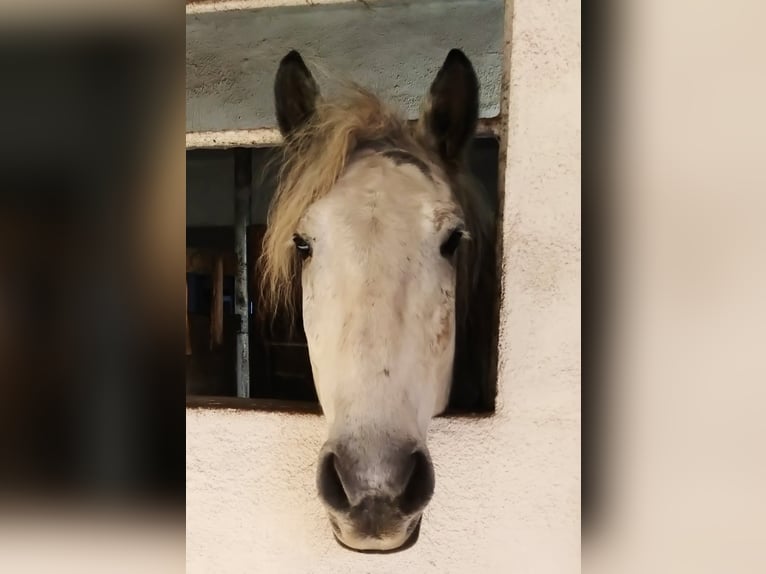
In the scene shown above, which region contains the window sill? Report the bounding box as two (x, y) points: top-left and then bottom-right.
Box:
(186, 394), (493, 418)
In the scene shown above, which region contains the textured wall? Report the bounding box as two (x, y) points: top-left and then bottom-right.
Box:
(186, 0), (581, 571)
(186, 0), (504, 132)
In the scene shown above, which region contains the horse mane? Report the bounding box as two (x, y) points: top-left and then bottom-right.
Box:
(259, 87), (412, 317)
(258, 84), (498, 410)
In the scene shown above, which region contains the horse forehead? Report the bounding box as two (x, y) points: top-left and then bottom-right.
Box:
(316, 154), (456, 233)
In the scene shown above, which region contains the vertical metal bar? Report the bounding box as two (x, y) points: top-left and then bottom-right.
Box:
(186, 277), (192, 356)
(209, 254), (224, 351)
(234, 148), (252, 397)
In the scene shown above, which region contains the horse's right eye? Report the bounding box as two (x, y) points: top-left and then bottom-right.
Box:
(440, 229), (464, 258)
(293, 234), (312, 260)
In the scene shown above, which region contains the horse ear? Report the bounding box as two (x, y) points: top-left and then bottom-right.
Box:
(420, 49), (479, 162)
(274, 50), (320, 136)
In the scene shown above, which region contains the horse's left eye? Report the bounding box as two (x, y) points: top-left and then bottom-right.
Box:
(440, 229), (464, 258)
(293, 234), (312, 260)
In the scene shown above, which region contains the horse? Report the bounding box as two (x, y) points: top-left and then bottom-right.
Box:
(259, 49), (497, 552)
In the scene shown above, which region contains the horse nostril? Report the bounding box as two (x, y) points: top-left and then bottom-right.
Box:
(398, 450), (435, 515)
(317, 452), (351, 511)
(318, 444), (434, 517)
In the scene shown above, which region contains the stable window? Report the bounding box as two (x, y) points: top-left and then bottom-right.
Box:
(184, 0), (506, 415)
(186, 138), (500, 413)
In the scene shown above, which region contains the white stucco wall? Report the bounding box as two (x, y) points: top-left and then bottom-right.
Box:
(186, 0), (581, 571)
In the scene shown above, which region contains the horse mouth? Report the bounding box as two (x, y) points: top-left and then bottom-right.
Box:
(332, 515), (423, 554)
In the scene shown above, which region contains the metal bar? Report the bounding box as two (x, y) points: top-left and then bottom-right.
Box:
(186, 279), (192, 356)
(234, 148), (252, 397)
(209, 254), (224, 350)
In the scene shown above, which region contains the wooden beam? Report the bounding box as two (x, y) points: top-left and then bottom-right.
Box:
(186, 0), (367, 15)
(187, 248), (237, 276)
(186, 117), (501, 149)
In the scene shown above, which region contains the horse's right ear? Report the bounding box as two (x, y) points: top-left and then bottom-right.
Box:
(274, 50), (320, 136)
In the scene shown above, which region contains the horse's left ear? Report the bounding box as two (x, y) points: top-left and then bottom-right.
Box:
(419, 49), (479, 163)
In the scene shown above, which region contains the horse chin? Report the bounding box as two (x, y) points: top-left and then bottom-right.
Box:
(330, 514), (423, 553)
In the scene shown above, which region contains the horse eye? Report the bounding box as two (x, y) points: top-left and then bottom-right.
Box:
(440, 229), (464, 258)
(293, 234), (312, 260)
